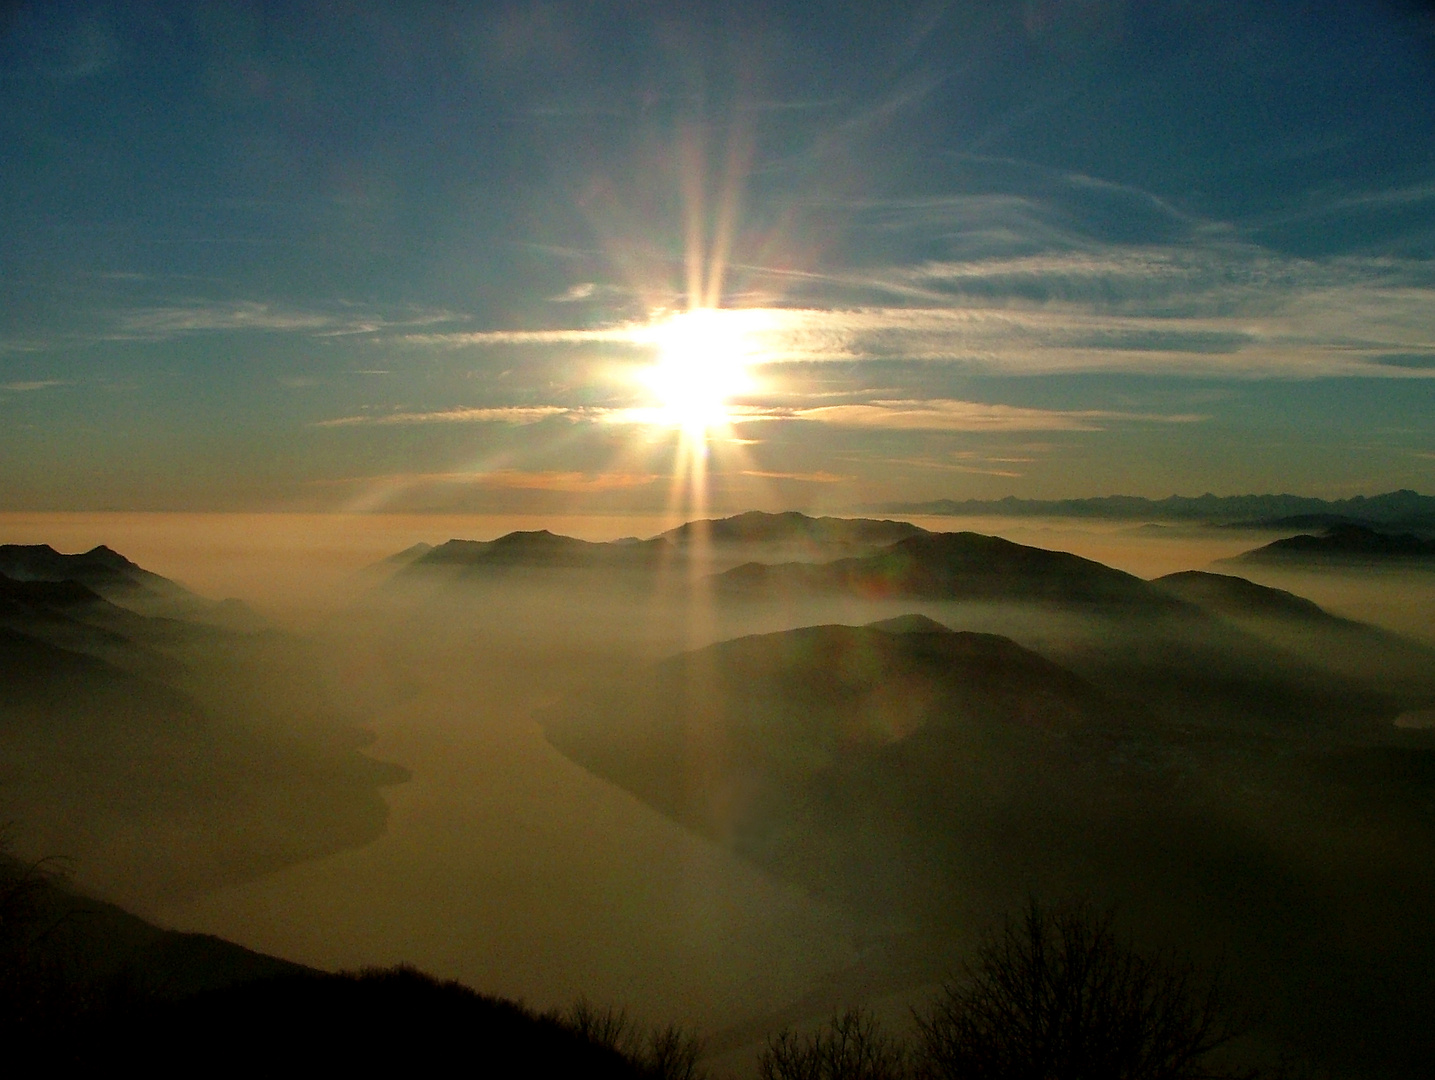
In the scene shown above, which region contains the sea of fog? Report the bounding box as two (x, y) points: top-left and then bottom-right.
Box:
(4, 509), (1433, 1073)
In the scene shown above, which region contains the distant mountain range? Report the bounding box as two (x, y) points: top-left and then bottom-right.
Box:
(378, 509), (1435, 726)
(863, 489), (1435, 530)
(658, 510), (922, 548)
(1226, 523), (1435, 565)
(379, 505), (1435, 594)
(413, 529), (655, 571)
(392, 510), (928, 579)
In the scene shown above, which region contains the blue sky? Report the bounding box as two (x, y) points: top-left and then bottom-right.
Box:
(2, 1), (1433, 512)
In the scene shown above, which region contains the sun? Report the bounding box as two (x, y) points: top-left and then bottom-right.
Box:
(638, 308), (756, 431)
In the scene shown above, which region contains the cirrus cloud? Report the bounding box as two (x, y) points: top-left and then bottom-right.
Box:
(315, 406), (573, 427)
(788, 399), (1207, 431)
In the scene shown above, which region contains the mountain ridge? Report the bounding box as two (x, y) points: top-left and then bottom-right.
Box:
(715, 531), (1188, 611)
(393, 511), (932, 577)
(0, 545), (407, 905)
(0, 543), (264, 629)
(1226, 523), (1435, 565)
(864, 489), (1435, 528)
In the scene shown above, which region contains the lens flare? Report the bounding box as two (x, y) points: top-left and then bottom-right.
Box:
(639, 309), (756, 432)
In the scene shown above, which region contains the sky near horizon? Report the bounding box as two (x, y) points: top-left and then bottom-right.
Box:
(2, 2), (1434, 515)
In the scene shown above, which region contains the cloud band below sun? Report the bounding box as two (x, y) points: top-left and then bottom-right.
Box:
(316, 399), (1205, 433)
(318, 469), (661, 492)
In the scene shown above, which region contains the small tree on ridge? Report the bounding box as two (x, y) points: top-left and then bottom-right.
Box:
(915, 900), (1255, 1080)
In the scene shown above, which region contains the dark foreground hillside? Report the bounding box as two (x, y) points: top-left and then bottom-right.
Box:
(4, 851), (1265, 1079)
(1, 856), (696, 1077)
(75, 968), (679, 1075)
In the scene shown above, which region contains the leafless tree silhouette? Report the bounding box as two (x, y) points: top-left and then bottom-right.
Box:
(567, 998), (707, 1080)
(760, 1008), (911, 1080)
(915, 900), (1256, 1080)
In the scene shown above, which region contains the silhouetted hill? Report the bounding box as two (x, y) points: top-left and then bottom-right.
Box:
(0, 543), (181, 600)
(385, 541), (434, 564)
(0, 543), (263, 629)
(0, 624), (188, 713)
(712, 535), (1424, 735)
(84, 968), (660, 1074)
(544, 620), (1120, 919)
(413, 529), (659, 571)
(867, 489), (1435, 526)
(390, 512), (931, 581)
(2, 862), (686, 1076)
(354, 541), (436, 585)
(658, 510), (924, 547)
(0, 574), (103, 608)
(1227, 523), (1435, 565)
(0, 569), (211, 681)
(704, 535), (1432, 732)
(0, 547), (407, 905)
(1152, 570), (1435, 698)
(716, 532), (1187, 611)
(0, 621), (407, 902)
(1152, 570), (1334, 622)
(864, 613), (953, 634)
(1, 851), (308, 1036)
(0, 542), (195, 619)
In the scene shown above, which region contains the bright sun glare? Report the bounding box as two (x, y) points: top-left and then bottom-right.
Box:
(640, 309), (755, 431)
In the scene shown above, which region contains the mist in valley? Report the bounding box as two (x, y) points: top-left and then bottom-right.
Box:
(4, 511), (1434, 1075)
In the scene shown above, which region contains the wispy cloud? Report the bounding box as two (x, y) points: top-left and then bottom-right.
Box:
(316, 397), (1205, 433)
(550, 282), (597, 302)
(739, 469), (852, 482)
(788, 399), (1206, 432)
(323, 468), (659, 492)
(1253, 178), (1435, 228)
(475, 469), (659, 492)
(78, 302), (469, 343)
(316, 406), (572, 428)
(399, 328), (641, 347)
(390, 246), (1435, 379)
(117, 302), (336, 335)
(865, 454), (1029, 478)
(1, 379), (70, 392)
